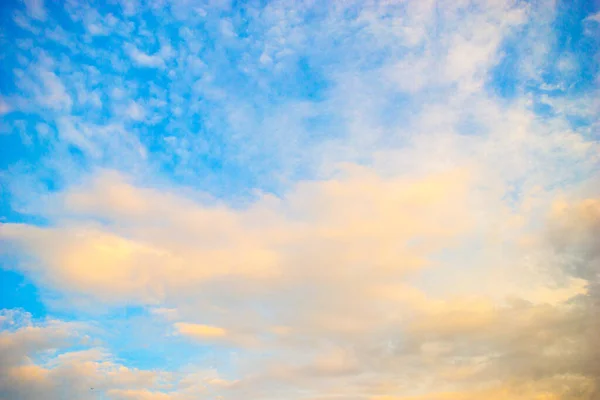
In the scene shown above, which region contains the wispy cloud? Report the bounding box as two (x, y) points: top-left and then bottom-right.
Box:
(23, 0), (46, 21)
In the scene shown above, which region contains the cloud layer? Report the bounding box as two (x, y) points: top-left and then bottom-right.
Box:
(1, 0), (599, 398)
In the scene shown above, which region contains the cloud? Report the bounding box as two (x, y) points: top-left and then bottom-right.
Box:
(546, 198), (600, 280)
(585, 11), (600, 23)
(3, 174), (600, 397)
(124, 42), (173, 69)
(107, 389), (175, 400)
(0, 310), (103, 399)
(0, 309), (242, 399)
(125, 100), (146, 121)
(371, 375), (596, 399)
(0, 166), (474, 305)
(23, 0), (47, 21)
(37, 70), (73, 112)
(1, 0), (599, 398)
(175, 322), (227, 339)
(0, 98), (10, 114)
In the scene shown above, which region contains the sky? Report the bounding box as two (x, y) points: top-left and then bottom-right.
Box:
(0, 0), (599, 399)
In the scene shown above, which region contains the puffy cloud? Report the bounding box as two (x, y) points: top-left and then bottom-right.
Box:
(124, 43), (173, 69)
(0, 310), (176, 399)
(175, 323), (228, 340)
(108, 389), (175, 400)
(546, 198), (600, 280)
(125, 100), (146, 121)
(0, 166), (474, 306)
(37, 70), (73, 112)
(0, 309), (246, 399)
(0, 97), (10, 115)
(4, 179), (600, 398)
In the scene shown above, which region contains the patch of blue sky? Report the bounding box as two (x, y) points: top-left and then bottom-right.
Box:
(0, 113), (46, 166)
(0, 268), (46, 319)
(549, 0), (599, 90)
(567, 114), (597, 135)
(488, 0), (599, 138)
(488, 37), (522, 99)
(531, 98), (557, 118)
(93, 306), (219, 371)
(488, 0), (600, 98)
(1, 0), (424, 211)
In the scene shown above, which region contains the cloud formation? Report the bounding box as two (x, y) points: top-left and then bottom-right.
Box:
(0, 0), (598, 398)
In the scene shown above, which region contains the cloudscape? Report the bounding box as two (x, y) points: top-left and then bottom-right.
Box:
(0, 0), (599, 399)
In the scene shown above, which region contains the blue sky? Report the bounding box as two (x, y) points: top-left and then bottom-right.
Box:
(1, 0), (599, 399)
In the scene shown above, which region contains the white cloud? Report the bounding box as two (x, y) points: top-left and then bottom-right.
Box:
(37, 70), (72, 112)
(0, 166), (474, 303)
(119, 0), (140, 17)
(585, 11), (600, 23)
(125, 44), (168, 69)
(2, 166), (600, 397)
(13, 11), (41, 34)
(0, 98), (10, 114)
(0, 309), (189, 400)
(23, 0), (46, 21)
(126, 100), (146, 121)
